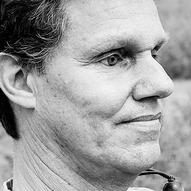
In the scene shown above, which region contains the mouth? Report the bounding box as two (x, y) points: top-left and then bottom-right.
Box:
(127, 112), (162, 123)
(116, 112), (162, 141)
(129, 112), (162, 122)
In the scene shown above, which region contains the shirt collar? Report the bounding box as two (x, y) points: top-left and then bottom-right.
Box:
(2, 179), (13, 191)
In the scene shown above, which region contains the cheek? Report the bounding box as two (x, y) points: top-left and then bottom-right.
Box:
(71, 83), (123, 117)
(52, 68), (134, 119)
(37, 61), (136, 153)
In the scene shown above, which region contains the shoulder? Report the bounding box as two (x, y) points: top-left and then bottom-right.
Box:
(128, 187), (155, 191)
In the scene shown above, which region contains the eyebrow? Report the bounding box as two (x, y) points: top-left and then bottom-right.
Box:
(83, 32), (169, 58)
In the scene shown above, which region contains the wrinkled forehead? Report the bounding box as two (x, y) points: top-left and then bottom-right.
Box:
(63, 0), (165, 57)
(65, 0), (162, 38)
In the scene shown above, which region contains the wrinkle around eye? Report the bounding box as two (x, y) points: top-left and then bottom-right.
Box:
(93, 48), (133, 66)
(75, 48), (135, 69)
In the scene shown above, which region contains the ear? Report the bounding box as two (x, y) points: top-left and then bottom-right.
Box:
(0, 53), (36, 109)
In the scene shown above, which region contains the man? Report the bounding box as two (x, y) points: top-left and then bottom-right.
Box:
(0, 0), (174, 190)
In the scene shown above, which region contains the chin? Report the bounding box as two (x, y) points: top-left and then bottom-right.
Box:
(106, 141), (161, 175)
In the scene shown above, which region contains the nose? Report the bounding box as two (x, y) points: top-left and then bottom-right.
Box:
(132, 59), (174, 101)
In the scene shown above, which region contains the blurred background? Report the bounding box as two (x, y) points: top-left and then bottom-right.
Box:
(0, 0), (191, 190)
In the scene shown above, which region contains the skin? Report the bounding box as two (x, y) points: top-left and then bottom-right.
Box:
(38, 0), (173, 174)
(0, 0), (174, 191)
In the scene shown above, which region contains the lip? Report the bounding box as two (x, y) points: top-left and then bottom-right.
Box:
(117, 112), (162, 124)
(115, 113), (162, 142)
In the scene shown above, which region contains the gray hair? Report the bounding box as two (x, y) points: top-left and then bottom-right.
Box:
(0, 0), (68, 139)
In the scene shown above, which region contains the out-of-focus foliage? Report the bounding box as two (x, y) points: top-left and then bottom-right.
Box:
(155, 0), (191, 79)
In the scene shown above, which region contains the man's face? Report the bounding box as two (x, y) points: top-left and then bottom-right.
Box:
(34, 0), (173, 177)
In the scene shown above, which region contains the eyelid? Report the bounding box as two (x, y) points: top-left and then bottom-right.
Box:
(154, 41), (166, 51)
(96, 51), (123, 62)
(152, 48), (158, 53)
(88, 49), (123, 64)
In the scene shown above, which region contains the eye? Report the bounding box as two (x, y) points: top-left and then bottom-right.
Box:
(100, 53), (124, 66)
(152, 49), (159, 61)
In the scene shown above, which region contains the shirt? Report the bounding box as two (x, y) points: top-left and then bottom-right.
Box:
(2, 179), (13, 191)
(2, 179), (154, 191)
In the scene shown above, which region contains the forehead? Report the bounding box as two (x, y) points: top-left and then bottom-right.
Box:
(68, 0), (158, 17)
(64, 0), (166, 56)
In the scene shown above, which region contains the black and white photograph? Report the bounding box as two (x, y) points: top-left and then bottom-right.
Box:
(0, 0), (190, 191)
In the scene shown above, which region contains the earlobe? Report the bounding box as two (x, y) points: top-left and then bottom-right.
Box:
(0, 53), (36, 109)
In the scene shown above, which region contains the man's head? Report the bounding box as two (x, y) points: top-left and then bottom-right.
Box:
(0, 0), (173, 184)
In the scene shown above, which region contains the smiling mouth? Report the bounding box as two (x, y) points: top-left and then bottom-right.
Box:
(120, 112), (162, 124)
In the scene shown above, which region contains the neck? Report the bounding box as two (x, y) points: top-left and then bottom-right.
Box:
(13, 137), (101, 191)
(13, 116), (136, 191)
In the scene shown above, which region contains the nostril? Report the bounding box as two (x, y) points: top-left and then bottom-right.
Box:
(137, 96), (159, 102)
